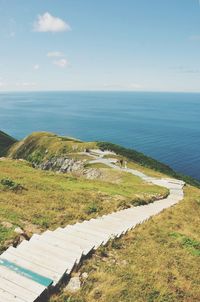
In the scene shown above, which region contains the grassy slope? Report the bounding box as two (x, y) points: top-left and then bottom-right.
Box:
(97, 142), (200, 188)
(8, 132), (97, 163)
(0, 130), (17, 156)
(8, 132), (200, 188)
(0, 158), (167, 252)
(4, 131), (200, 300)
(51, 185), (200, 302)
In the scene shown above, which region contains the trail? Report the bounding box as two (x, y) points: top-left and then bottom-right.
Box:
(0, 154), (185, 302)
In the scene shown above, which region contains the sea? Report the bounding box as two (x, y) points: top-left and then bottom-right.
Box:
(0, 91), (200, 180)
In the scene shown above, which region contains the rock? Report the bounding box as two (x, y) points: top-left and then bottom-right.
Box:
(1, 221), (13, 229)
(14, 227), (24, 235)
(83, 168), (102, 179)
(22, 223), (42, 236)
(65, 276), (81, 293)
(81, 272), (88, 279)
(38, 157), (85, 174)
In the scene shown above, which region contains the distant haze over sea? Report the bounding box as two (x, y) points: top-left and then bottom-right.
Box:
(0, 91), (200, 180)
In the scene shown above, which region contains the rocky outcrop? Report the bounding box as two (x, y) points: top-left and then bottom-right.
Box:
(37, 157), (102, 179)
(38, 157), (85, 173)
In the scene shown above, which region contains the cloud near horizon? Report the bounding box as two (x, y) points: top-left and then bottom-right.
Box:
(16, 82), (37, 87)
(0, 81), (6, 87)
(33, 12), (71, 33)
(53, 59), (69, 68)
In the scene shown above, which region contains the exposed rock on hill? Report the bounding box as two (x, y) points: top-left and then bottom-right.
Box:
(39, 157), (85, 173)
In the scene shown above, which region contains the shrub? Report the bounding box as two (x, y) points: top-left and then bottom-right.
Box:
(133, 199), (148, 206)
(85, 203), (100, 214)
(27, 150), (44, 165)
(0, 178), (24, 192)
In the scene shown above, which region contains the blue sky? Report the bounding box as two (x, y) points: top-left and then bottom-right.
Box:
(0, 0), (200, 92)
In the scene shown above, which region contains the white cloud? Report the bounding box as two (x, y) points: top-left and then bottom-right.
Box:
(33, 64), (40, 70)
(0, 81), (6, 87)
(53, 59), (68, 68)
(129, 83), (143, 89)
(0, 79), (7, 88)
(16, 82), (37, 87)
(33, 12), (71, 33)
(47, 51), (64, 57)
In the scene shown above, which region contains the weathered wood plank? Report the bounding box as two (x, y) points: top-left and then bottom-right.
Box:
(0, 288), (25, 302)
(0, 275), (38, 302)
(0, 265), (46, 295)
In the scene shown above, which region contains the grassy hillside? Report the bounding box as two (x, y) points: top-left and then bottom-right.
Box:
(51, 185), (200, 302)
(0, 130), (17, 156)
(97, 142), (200, 188)
(8, 132), (97, 163)
(8, 132), (200, 188)
(1, 131), (200, 301)
(0, 158), (167, 252)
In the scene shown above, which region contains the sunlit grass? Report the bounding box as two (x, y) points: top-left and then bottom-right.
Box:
(51, 185), (200, 302)
(0, 159), (167, 251)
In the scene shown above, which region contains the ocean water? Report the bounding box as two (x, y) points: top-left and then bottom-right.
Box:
(0, 91), (200, 180)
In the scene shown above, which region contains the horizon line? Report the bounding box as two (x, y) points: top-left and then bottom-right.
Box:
(0, 89), (200, 94)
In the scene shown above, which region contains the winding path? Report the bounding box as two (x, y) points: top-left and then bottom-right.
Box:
(0, 155), (185, 302)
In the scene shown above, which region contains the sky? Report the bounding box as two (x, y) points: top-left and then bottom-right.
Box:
(0, 0), (200, 92)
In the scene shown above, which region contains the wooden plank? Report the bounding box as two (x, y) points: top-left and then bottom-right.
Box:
(19, 240), (80, 262)
(79, 220), (125, 237)
(65, 228), (104, 248)
(81, 219), (124, 236)
(18, 241), (79, 268)
(0, 258), (52, 288)
(50, 230), (95, 255)
(0, 288), (25, 302)
(5, 247), (71, 275)
(71, 224), (109, 243)
(0, 275), (38, 302)
(0, 266), (46, 296)
(1, 251), (61, 284)
(39, 231), (91, 256)
(22, 237), (82, 262)
(32, 232), (83, 260)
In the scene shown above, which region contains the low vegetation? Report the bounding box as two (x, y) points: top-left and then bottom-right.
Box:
(0, 130), (17, 156)
(8, 132), (97, 162)
(7, 132), (200, 188)
(0, 158), (167, 252)
(50, 185), (200, 302)
(97, 142), (200, 188)
(1, 130), (200, 301)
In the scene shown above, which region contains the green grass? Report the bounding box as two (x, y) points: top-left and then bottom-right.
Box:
(0, 225), (16, 248)
(1, 131), (200, 301)
(85, 163), (111, 169)
(51, 185), (200, 302)
(8, 132), (98, 162)
(170, 232), (200, 256)
(7, 131), (200, 188)
(0, 130), (17, 156)
(0, 158), (167, 251)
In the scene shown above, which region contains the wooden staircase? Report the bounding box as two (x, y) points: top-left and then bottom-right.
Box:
(0, 158), (185, 301)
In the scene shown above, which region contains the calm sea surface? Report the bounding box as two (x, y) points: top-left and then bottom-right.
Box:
(0, 91), (200, 180)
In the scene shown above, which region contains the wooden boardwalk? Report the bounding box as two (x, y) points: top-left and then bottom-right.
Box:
(0, 157), (185, 301)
